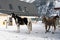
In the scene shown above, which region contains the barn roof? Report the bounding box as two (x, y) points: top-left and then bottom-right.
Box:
(0, 0), (38, 16)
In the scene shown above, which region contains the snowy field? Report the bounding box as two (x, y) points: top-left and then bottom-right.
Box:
(0, 21), (60, 40)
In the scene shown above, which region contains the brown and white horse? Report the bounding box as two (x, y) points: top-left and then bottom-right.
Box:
(42, 15), (59, 33)
(11, 13), (32, 33)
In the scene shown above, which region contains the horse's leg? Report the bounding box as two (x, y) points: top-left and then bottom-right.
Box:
(47, 25), (50, 32)
(27, 21), (32, 34)
(52, 24), (56, 34)
(45, 24), (48, 33)
(17, 24), (20, 33)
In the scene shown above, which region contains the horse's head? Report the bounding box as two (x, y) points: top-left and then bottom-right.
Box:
(42, 16), (47, 23)
(55, 15), (59, 18)
(53, 15), (59, 19)
(11, 13), (16, 18)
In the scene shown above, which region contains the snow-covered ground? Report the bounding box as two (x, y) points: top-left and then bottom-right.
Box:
(0, 21), (60, 40)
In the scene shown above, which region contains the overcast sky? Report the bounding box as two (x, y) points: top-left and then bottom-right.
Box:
(20, 0), (35, 3)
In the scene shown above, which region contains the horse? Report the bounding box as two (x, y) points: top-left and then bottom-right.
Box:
(42, 15), (59, 33)
(11, 13), (32, 33)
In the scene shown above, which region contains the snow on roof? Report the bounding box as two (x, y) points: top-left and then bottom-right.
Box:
(50, 14), (57, 16)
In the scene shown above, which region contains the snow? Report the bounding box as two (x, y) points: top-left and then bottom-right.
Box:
(0, 21), (60, 40)
(20, 0), (35, 3)
(50, 14), (58, 16)
(55, 1), (60, 8)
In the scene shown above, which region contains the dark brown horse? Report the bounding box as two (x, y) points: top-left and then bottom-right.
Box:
(42, 15), (59, 33)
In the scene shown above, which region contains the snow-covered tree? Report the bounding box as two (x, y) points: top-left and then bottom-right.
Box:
(33, 0), (55, 17)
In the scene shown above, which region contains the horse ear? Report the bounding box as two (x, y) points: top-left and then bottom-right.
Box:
(11, 13), (15, 15)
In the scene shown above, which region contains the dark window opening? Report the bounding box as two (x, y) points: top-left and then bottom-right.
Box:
(0, 5), (2, 9)
(9, 4), (13, 10)
(18, 6), (22, 11)
(24, 7), (27, 11)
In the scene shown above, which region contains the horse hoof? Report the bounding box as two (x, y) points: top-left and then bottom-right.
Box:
(45, 30), (48, 33)
(52, 32), (54, 34)
(26, 32), (30, 34)
(47, 30), (51, 32)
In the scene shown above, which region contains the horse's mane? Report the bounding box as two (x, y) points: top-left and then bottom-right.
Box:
(53, 15), (59, 19)
(15, 15), (21, 19)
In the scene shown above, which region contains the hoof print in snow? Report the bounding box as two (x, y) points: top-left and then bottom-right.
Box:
(17, 31), (20, 33)
(45, 32), (48, 33)
(16, 36), (18, 38)
(44, 36), (48, 38)
(35, 32), (38, 33)
(26, 32), (30, 34)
